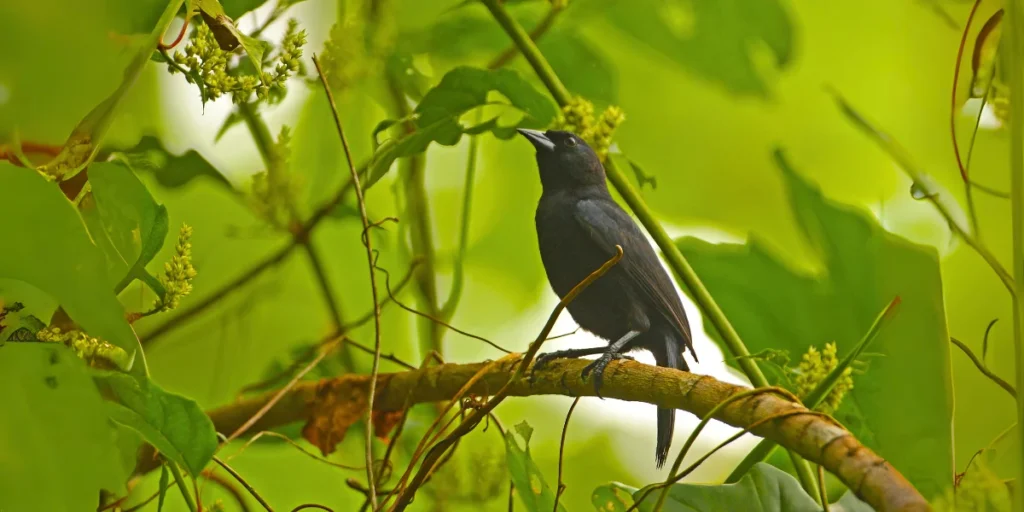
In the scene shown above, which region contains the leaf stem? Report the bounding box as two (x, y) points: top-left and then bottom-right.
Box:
(439, 114), (481, 320)
(481, 0), (572, 106)
(168, 461), (198, 512)
(950, 337), (1017, 398)
(1002, 2), (1024, 502)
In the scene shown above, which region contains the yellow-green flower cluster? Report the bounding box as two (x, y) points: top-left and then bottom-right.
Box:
(156, 224), (197, 312)
(552, 96), (626, 161)
(319, 21), (375, 93)
(792, 342), (853, 414)
(170, 19), (306, 104)
(247, 126), (299, 227)
(36, 326), (131, 369)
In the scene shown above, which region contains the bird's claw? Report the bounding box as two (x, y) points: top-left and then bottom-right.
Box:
(580, 353), (633, 398)
(528, 352), (561, 385)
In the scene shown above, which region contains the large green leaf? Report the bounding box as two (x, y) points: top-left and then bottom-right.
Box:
(675, 150), (953, 498)
(0, 164), (142, 369)
(505, 421), (567, 512)
(89, 161), (170, 292)
(94, 371), (217, 477)
(631, 463), (873, 512)
(0, 0), (166, 142)
(0, 344), (126, 511)
(593, 0), (794, 97)
(367, 66), (557, 187)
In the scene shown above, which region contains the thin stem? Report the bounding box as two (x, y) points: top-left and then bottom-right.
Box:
(387, 76), (443, 355)
(481, 0), (572, 106)
(950, 337), (1017, 398)
(440, 116), (481, 321)
(168, 461), (197, 512)
(313, 54), (383, 511)
(1001, 3), (1024, 508)
(302, 240), (345, 330)
(213, 456), (275, 512)
(238, 101), (276, 167)
(553, 396), (581, 512)
(487, 3), (565, 70)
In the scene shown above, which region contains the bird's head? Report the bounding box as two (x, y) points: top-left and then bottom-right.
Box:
(517, 129), (606, 190)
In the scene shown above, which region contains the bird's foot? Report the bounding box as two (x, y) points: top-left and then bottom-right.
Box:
(528, 348), (602, 384)
(581, 352), (634, 398)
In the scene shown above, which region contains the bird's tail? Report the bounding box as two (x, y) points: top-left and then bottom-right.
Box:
(653, 338), (687, 468)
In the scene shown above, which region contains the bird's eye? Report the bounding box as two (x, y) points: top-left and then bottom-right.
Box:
(565, 137), (578, 147)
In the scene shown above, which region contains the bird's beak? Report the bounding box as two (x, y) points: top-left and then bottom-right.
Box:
(516, 128), (555, 152)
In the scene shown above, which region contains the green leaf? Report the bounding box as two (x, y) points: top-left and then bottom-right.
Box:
(0, 0), (167, 143)
(504, 420), (566, 512)
(366, 66), (556, 187)
(674, 150), (953, 498)
(94, 371), (217, 476)
(592, 482), (637, 511)
(594, 0), (794, 97)
(0, 164), (142, 370)
(0, 344), (127, 512)
(35, 0), (186, 177)
(114, 136), (233, 189)
(88, 161), (170, 292)
(632, 463), (871, 512)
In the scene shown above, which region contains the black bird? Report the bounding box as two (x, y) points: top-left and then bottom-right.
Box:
(518, 128), (696, 468)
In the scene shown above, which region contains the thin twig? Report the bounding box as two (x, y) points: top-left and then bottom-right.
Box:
(983, 318), (999, 361)
(168, 461), (197, 512)
(313, 53), (384, 512)
(302, 239), (345, 330)
(213, 456), (275, 512)
(440, 112), (482, 321)
(226, 337), (340, 443)
(951, 337), (1018, 398)
(950, 0), (983, 183)
(227, 430), (363, 471)
(291, 505), (335, 512)
(375, 260), (511, 354)
(553, 396), (580, 512)
(202, 469), (254, 512)
(488, 2), (565, 70)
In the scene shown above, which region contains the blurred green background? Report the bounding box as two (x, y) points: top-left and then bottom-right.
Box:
(0, 0), (1018, 510)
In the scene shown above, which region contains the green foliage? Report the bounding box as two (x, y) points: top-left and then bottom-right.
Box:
(89, 161), (170, 293)
(592, 0), (794, 97)
(504, 421), (567, 512)
(675, 151), (954, 498)
(631, 464), (872, 512)
(94, 371), (217, 477)
(366, 65), (557, 187)
(0, 164), (143, 370)
(0, 344), (127, 512)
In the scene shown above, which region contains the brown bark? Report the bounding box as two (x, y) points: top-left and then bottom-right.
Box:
(142, 357), (931, 511)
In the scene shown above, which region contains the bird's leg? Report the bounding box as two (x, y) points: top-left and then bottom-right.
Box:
(581, 330), (642, 398)
(528, 346), (609, 384)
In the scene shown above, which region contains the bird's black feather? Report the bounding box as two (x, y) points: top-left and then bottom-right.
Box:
(519, 128), (696, 468)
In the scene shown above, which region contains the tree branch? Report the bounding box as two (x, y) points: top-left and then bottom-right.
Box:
(165, 358), (928, 511)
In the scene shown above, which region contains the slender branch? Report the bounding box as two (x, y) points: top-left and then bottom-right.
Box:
(313, 54), (384, 511)
(439, 114), (481, 320)
(301, 239), (345, 330)
(949, 0), (982, 183)
(487, 2), (565, 70)
(213, 456), (275, 512)
(1004, 4), (1024, 503)
(387, 75), (444, 355)
(553, 396), (580, 512)
(183, 356), (927, 511)
(951, 337), (1017, 398)
(481, 0), (572, 106)
(168, 461), (197, 512)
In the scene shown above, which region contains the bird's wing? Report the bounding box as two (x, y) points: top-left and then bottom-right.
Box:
(573, 198), (694, 355)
